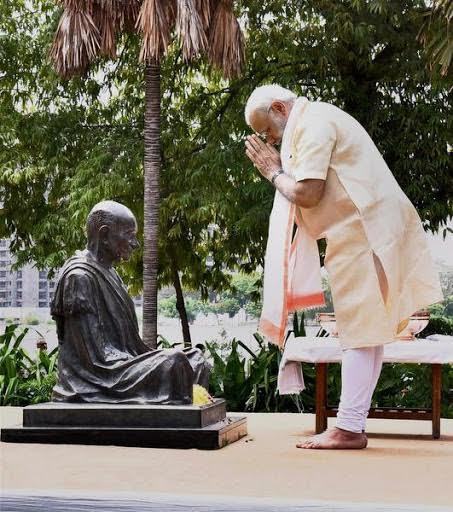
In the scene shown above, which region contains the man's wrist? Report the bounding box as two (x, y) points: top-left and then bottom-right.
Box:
(270, 168), (285, 185)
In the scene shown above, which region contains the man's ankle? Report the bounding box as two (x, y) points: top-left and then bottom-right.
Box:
(335, 426), (363, 436)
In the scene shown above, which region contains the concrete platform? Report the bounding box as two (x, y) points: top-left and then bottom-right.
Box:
(1, 409), (452, 508)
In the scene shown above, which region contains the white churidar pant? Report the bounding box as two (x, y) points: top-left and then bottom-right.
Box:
(336, 346), (384, 433)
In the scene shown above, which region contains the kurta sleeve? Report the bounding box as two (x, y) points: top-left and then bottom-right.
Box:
(291, 116), (336, 182)
(61, 270), (96, 316)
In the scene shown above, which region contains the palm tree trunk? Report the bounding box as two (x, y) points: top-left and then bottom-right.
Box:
(142, 62), (161, 349)
(172, 262), (192, 348)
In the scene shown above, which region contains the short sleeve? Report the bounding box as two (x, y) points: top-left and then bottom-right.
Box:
(61, 271), (96, 316)
(290, 116), (336, 182)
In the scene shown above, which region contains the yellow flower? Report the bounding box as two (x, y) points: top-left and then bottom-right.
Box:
(193, 384), (214, 406)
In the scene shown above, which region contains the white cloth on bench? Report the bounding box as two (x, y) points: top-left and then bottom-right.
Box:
(278, 335), (453, 395)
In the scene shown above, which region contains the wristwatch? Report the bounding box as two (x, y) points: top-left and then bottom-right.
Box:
(271, 169), (285, 185)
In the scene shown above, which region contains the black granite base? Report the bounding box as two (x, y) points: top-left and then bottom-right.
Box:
(1, 416), (247, 450)
(22, 399), (226, 429)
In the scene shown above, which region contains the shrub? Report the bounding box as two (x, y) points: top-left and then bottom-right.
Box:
(422, 315), (453, 337)
(0, 324), (57, 406)
(23, 314), (40, 326)
(207, 334), (304, 413)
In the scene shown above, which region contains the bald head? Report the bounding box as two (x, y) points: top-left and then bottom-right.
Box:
(86, 201), (139, 265)
(87, 201), (136, 242)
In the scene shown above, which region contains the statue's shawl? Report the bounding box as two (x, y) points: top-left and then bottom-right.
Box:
(51, 250), (149, 359)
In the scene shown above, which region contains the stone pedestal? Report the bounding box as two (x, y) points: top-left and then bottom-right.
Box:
(1, 399), (247, 450)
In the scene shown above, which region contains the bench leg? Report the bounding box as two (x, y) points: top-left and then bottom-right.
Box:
(315, 363), (328, 434)
(432, 364), (442, 439)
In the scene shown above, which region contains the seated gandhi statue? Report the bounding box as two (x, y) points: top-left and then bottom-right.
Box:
(50, 200), (210, 405)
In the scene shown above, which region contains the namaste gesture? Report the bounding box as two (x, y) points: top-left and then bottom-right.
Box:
(245, 134), (282, 181)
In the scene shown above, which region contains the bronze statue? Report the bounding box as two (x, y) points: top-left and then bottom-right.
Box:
(50, 200), (210, 405)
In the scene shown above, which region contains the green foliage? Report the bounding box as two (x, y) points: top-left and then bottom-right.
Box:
(292, 311), (306, 338)
(23, 314), (40, 326)
(207, 333), (304, 413)
(373, 363), (452, 419)
(0, 324), (29, 405)
(15, 373), (57, 406)
(444, 299), (453, 318)
(0, 324), (58, 406)
(422, 314), (453, 337)
(428, 302), (447, 316)
(158, 272), (262, 320)
(156, 334), (182, 349)
(158, 296), (178, 319)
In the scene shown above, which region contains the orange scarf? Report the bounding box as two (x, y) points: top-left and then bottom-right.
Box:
(259, 98), (325, 347)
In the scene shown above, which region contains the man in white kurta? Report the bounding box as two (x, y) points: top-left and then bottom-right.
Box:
(244, 84), (443, 449)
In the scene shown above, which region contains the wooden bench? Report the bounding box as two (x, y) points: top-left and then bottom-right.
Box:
(278, 336), (453, 439)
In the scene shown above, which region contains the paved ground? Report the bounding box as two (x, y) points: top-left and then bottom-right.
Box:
(1, 408), (452, 509)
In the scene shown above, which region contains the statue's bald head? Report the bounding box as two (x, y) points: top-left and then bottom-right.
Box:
(87, 201), (136, 242)
(86, 201), (139, 265)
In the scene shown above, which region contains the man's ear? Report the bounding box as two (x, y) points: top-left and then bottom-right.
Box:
(99, 225), (110, 240)
(270, 101), (286, 116)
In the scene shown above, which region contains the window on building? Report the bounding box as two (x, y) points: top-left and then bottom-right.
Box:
(0, 240), (6, 247)
(38, 301), (47, 308)
(39, 271), (47, 279)
(0, 291), (6, 298)
(0, 261), (6, 267)
(49, 281), (55, 288)
(16, 291), (22, 299)
(16, 280), (22, 289)
(16, 301), (22, 307)
(0, 271), (6, 278)
(0, 251), (7, 258)
(39, 291), (47, 300)
(39, 281), (47, 289)
(0, 282), (5, 289)
(16, 271), (22, 278)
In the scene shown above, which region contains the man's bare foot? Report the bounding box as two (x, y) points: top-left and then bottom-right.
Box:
(296, 427), (368, 450)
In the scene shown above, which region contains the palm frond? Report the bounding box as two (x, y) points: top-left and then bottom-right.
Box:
(50, 4), (100, 78)
(176, 0), (207, 61)
(123, 0), (142, 32)
(93, 3), (118, 58)
(208, 0), (245, 79)
(194, 0), (212, 32)
(137, 0), (177, 62)
(418, 0), (453, 77)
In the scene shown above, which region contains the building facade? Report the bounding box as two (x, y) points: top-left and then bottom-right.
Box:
(0, 239), (56, 308)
